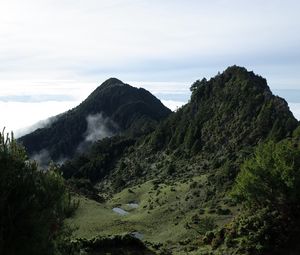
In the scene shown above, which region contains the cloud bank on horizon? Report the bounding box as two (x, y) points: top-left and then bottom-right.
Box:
(0, 0), (299, 132)
(1, 81), (299, 136)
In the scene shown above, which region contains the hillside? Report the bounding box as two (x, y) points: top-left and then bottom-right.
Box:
(18, 78), (171, 161)
(62, 66), (299, 254)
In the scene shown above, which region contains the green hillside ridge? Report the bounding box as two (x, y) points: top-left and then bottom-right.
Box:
(62, 66), (297, 188)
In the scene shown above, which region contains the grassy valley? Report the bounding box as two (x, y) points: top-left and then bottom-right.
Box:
(68, 176), (237, 254)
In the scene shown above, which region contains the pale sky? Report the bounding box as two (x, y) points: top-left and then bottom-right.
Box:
(0, 0), (299, 134)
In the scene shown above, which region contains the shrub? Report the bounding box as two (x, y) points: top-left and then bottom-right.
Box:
(0, 130), (77, 255)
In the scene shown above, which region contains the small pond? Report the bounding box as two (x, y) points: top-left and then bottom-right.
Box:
(112, 207), (129, 215)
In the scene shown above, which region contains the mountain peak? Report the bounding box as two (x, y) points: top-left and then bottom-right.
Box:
(190, 65), (270, 99)
(223, 65), (248, 74)
(100, 78), (125, 89)
(221, 65), (268, 87)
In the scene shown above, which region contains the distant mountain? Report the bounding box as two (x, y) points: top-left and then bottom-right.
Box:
(19, 78), (171, 161)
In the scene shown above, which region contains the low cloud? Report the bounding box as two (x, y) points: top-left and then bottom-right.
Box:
(161, 100), (186, 111)
(77, 113), (118, 153)
(23, 113), (118, 167)
(85, 113), (117, 142)
(0, 94), (75, 103)
(15, 115), (60, 138)
(1, 100), (80, 136)
(31, 149), (51, 170)
(31, 149), (67, 170)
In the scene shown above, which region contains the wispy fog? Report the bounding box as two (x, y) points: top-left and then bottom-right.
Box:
(77, 113), (118, 153)
(84, 113), (117, 142)
(31, 149), (67, 169)
(15, 115), (59, 138)
(31, 149), (51, 169)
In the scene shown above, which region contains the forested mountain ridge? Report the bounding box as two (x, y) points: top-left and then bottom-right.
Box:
(18, 78), (171, 161)
(63, 66), (298, 187)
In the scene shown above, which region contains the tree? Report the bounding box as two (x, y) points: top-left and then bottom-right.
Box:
(0, 130), (77, 255)
(226, 132), (300, 253)
(190, 78), (207, 92)
(231, 138), (300, 212)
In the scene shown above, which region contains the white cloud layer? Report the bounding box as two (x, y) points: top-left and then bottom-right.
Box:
(0, 101), (80, 136)
(161, 100), (186, 112)
(289, 103), (300, 120)
(1, 80), (299, 136)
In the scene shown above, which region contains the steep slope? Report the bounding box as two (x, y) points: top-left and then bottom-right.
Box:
(19, 78), (171, 161)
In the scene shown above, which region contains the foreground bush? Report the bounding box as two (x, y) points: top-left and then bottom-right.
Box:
(213, 128), (300, 254)
(0, 130), (78, 255)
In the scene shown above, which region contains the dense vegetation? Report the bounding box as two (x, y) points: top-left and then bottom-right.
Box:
(0, 130), (78, 255)
(19, 78), (171, 161)
(73, 234), (155, 255)
(62, 67), (297, 191)
(205, 126), (300, 254)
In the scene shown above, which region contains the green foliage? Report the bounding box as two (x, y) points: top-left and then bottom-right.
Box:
(166, 162), (176, 175)
(69, 234), (155, 255)
(221, 130), (300, 254)
(61, 136), (136, 183)
(79, 234), (155, 254)
(209, 208), (287, 254)
(0, 130), (78, 255)
(189, 78), (207, 92)
(232, 139), (300, 210)
(67, 178), (104, 202)
(197, 216), (216, 235)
